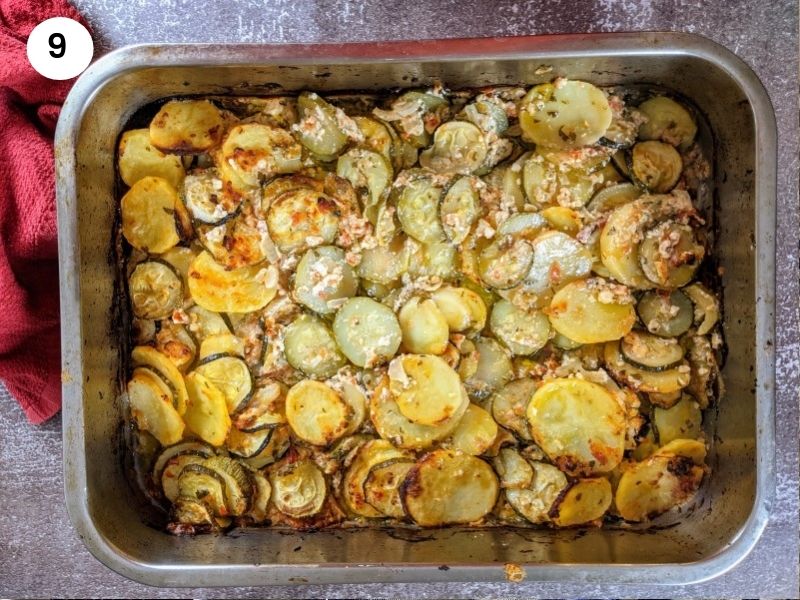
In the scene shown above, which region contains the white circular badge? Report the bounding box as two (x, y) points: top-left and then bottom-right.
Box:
(26, 17), (93, 81)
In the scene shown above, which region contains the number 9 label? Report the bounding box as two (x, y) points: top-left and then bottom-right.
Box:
(27, 17), (93, 81)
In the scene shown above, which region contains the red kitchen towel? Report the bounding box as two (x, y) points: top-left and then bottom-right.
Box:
(0, 0), (90, 423)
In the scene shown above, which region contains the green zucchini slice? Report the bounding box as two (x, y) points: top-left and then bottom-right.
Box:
(493, 448), (534, 489)
(171, 495), (215, 526)
(620, 330), (685, 371)
(489, 300), (550, 356)
(461, 98), (509, 135)
(129, 260), (183, 320)
(270, 458), (327, 519)
(332, 297), (402, 368)
(637, 96), (697, 149)
(161, 453), (209, 503)
(283, 314), (346, 378)
(639, 220), (704, 289)
(400, 449), (499, 526)
(372, 90), (449, 149)
(462, 337), (513, 401)
(490, 378), (537, 441)
(636, 290), (694, 338)
(203, 456), (252, 516)
(604, 340), (691, 394)
(440, 175), (481, 244)
(177, 463), (229, 516)
(233, 381), (287, 432)
(182, 168), (241, 226)
(336, 147), (393, 222)
(226, 426), (273, 459)
(195, 354), (254, 414)
(396, 173), (446, 243)
(245, 467), (272, 523)
(296, 92), (354, 160)
(419, 120), (488, 174)
(364, 458), (416, 519)
(294, 246), (359, 315)
(343, 439), (410, 517)
(478, 237), (534, 290)
(683, 283), (720, 335)
(630, 141), (683, 193)
(587, 182), (642, 214)
(243, 425), (291, 469)
(505, 461), (568, 524)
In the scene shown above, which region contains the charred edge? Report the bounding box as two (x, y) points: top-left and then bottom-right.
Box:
(547, 479), (578, 521)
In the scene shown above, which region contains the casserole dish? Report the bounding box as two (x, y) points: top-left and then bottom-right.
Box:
(56, 32), (776, 586)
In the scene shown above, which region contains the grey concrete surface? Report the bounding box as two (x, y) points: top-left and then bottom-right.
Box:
(1, 0), (797, 597)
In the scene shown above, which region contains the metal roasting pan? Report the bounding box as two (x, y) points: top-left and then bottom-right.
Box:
(55, 33), (776, 587)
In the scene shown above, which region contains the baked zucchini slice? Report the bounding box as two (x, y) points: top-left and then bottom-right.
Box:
(336, 147), (393, 222)
(603, 340), (691, 394)
(462, 337), (513, 401)
(353, 116), (394, 164)
(332, 297), (402, 368)
(630, 141), (683, 193)
(343, 439), (410, 518)
(246, 467), (272, 523)
(357, 234), (408, 286)
(159, 451), (212, 503)
(398, 298), (450, 355)
(396, 173), (446, 244)
(461, 97), (509, 135)
(364, 459), (416, 519)
(294, 246), (359, 315)
(637, 96), (697, 149)
(187, 251), (277, 313)
(270, 458), (327, 519)
(194, 354), (253, 414)
(547, 278), (635, 344)
(131, 345), (189, 415)
(296, 92), (356, 160)
(233, 381), (287, 432)
(489, 299), (550, 356)
(203, 455), (252, 516)
(620, 330), (685, 371)
(183, 371), (231, 447)
(496, 212), (548, 240)
(283, 314), (346, 378)
(152, 440), (216, 487)
(684, 334), (718, 409)
(177, 463), (229, 516)
(505, 461), (568, 524)
(401, 449), (499, 526)
(636, 290), (694, 338)
(419, 120), (488, 174)
(615, 442), (705, 522)
(149, 99), (225, 154)
(266, 186), (341, 253)
(195, 214), (271, 269)
(406, 241), (458, 280)
(490, 378), (536, 441)
(181, 168), (241, 226)
(493, 448), (534, 489)
(524, 231), (593, 295)
(430, 286), (487, 334)
(550, 478), (612, 527)
(519, 80), (612, 149)
(653, 394), (702, 445)
(372, 90), (448, 149)
(527, 377), (626, 475)
(587, 182), (642, 215)
(118, 128), (185, 189)
(220, 123), (302, 187)
(638, 220), (704, 288)
(198, 333), (244, 360)
(121, 176), (181, 254)
(440, 175), (481, 244)
(370, 375), (468, 450)
(478, 236), (534, 290)
(448, 403), (498, 456)
(285, 380), (351, 446)
(683, 283), (720, 336)
(129, 260), (183, 320)
(243, 425), (291, 469)
(186, 305), (232, 342)
(226, 426), (273, 459)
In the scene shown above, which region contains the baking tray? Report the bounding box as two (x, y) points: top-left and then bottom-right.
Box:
(55, 33), (776, 587)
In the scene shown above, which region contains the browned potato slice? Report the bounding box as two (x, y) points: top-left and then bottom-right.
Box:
(187, 251), (277, 313)
(547, 278), (636, 344)
(184, 372), (230, 447)
(127, 369), (185, 446)
(388, 354), (465, 426)
(527, 377), (626, 475)
(401, 449), (499, 526)
(121, 176), (180, 254)
(266, 187), (340, 253)
(150, 99), (225, 154)
(219, 123), (302, 188)
(448, 403), (498, 455)
(551, 478), (612, 526)
(285, 380), (351, 446)
(118, 129), (185, 189)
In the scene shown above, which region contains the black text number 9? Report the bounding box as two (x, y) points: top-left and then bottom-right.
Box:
(48, 33), (66, 58)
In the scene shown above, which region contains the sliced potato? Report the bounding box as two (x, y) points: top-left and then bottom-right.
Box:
(121, 176), (180, 253)
(547, 278), (635, 344)
(370, 375), (469, 450)
(294, 246), (359, 315)
(267, 187), (340, 253)
(493, 448), (534, 489)
(183, 372), (231, 446)
(430, 286), (487, 333)
(388, 354), (465, 426)
(406, 241), (458, 280)
(637, 96), (697, 149)
(195, 215), (271, 270)
(195, 355), (253, 414)
(653, 394), (702, 445)
(448, 403), (498, 455)
(132, 345), (189, 415)
(332, 297), (402, 368)
(285, 380), (351, 446)
(128, 369), (185, 446)
(398, 297), (449, 355)
(283, 314), (346, 378)
(220, 123), (302, 187)
(505, 461), (568, 524)
(490, 300), (550, 356)
(519, 80), (612, 149)
(527, 377), (626, 475)
(129, 261), (183, 320)
(364, 459), (416, 519)
(187, 251), (277, 313)
(198, 333), (244, 360)
(270, 458), (327, 518)
(150, 99), (225, 154)
(343, 439), (410, 518)
(491, 378), (536, 441)
(615, 451), (705, 522)
(551, 478), (612, 526)
(118, 128), (185, 189)
(401, 449), (499, 526)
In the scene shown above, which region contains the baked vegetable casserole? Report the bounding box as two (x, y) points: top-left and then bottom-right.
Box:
(117, 78), (722, 532)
